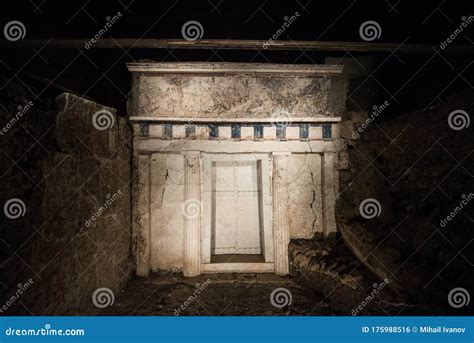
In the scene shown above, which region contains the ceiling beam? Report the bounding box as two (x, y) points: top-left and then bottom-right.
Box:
(1, 39), (472, 54)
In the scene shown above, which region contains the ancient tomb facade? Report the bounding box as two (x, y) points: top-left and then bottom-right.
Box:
(128, 62), (343, 277)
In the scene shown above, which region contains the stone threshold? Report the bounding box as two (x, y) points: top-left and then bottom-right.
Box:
(201, 263), (275, 273)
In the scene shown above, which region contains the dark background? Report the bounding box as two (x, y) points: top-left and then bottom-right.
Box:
(1, 0), (473, 114)
(0, 0), (473, 316)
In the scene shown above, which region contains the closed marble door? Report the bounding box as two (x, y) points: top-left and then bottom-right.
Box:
(211, 161), (262, 255)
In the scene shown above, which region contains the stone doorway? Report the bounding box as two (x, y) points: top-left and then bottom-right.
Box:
(201, 154), (274, 273)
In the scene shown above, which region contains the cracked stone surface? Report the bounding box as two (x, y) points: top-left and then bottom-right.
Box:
(287, 154), (323, 238)
(132, 72), (332, 118)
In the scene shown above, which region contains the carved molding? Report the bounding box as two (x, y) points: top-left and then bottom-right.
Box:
(272, 152), (291, 275)
(183, 151), (202, 276)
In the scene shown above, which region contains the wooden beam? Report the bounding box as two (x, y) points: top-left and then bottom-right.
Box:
(1, 39), (472, 54)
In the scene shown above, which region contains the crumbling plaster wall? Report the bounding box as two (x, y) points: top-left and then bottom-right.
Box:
(0, 83), (133, 315)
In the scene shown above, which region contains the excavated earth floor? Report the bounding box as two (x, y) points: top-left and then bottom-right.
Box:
(101, 272), (435, 316)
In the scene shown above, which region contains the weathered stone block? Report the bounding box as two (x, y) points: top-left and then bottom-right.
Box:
(287, 154), (323, 239)
(264, 126), (276, 139)
(286, 126), (299, 140)
(149, 124), (163, 137)
(55, 93), (120, 158)
(128, 63), (340, 119)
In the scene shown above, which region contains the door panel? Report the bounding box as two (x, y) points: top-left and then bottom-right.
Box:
(212, 161), (262, 255)
(214, 162), (234, 191)
(213, 162), (236, 253)
(236, 162), (261, 254)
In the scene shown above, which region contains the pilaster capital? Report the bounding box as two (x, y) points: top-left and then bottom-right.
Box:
(182, 150), (201, 156)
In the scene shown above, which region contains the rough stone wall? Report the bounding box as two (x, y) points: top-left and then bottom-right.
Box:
(335, 74), (473, 312)
(276, 57), (473, 313)
(0, 82), (132, 315)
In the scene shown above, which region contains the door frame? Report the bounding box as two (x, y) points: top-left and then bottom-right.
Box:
(201, 153), (274, 270)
